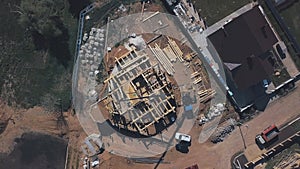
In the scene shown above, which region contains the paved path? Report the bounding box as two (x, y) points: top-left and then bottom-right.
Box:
(280, 44), (299, 77)
(203, 2), (257, 37)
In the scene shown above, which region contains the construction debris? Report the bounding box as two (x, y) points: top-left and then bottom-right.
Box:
(210, 118), (236, 144)
(207, 103), (226, 119)
(274, 152), (300, 169)
(82, 134), (104, 157)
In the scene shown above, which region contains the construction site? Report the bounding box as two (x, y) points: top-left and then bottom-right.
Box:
(68, 1), (237, 166)
(96, 33), (214, 136)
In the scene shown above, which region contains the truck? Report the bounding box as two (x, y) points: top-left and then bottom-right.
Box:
(255, 124), (279, 145)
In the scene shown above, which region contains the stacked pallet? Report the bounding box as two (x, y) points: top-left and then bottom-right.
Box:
(190, 71), (200, 78)
(184, 52), (197, 61)
(163, 45), (177, 62)
(148, 44), (175, 75)
(193, 77), (202, 84)
(167, 37), (184, 62)
(198, 89), (216, 103)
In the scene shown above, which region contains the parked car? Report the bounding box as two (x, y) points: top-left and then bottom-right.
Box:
(176, 142), (189, 153)
(263, 79), (269, 88)
(175, 132), (191, 142)
(276, 44), (286, 59)
(91, 160), (99, 168)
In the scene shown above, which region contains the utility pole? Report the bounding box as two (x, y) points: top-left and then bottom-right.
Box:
(237, 122), (247, 150)
(57, 98), (66, 129)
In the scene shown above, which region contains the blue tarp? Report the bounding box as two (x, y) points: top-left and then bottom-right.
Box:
(184, 105), (193, 112)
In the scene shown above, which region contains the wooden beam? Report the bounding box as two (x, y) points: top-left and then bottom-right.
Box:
(142, 11), (160, 22)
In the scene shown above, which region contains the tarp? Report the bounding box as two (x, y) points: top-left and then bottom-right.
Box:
(184, 105), (193, 111)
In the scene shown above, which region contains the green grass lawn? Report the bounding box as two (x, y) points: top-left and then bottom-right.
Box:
(0, 0), (77, 110)
(279, 1), (300, 70)
(259, 0), (300, 71)
(270, 68), (291, 87)
(193, 0), (251, 26)
(280, 1), (300, 46)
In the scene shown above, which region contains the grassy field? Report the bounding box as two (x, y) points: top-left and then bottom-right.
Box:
(280, 1), (300, 47)
(193, 0), (251, 26)
(0, 0), (78, 110)
(279, 1), (300, 70)
(259, 0), (300, 70)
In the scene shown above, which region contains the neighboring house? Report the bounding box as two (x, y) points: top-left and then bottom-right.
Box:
(208, 6), (278, 111)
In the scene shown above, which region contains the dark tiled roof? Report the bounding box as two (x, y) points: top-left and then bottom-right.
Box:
(208, 6), (277, 90)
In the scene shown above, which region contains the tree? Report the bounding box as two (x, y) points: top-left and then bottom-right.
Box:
(17, 0), (73, 66)
(18, 0), (66, 39)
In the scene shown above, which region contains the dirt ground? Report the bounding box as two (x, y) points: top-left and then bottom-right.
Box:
(0, 101), (86, 154)
(0, 100), (156, 169)
(0, 101), (93, 169)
